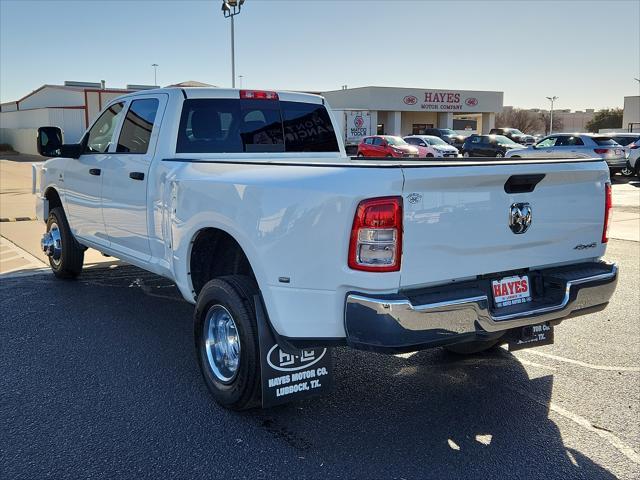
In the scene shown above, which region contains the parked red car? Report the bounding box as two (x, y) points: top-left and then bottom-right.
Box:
(357, 135), (419, 158)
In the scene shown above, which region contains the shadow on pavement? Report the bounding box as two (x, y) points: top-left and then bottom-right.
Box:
(0, 265), (617, 479)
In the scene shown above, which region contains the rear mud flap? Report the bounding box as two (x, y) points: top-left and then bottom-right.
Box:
(254, 296), (333, 408)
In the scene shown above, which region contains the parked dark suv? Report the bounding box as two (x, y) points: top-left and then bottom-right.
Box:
(489, 128), (535, 145)
(461, 134), (526, 157)
(423, 128), (466, 150)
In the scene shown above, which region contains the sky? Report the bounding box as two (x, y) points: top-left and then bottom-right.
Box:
(1, 0), (639, 111)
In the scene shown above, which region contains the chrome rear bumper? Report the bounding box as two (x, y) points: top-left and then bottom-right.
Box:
(345, 262), (617, 352)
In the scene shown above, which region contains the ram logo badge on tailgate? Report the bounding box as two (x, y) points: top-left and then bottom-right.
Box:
(509, 203), (532, 234)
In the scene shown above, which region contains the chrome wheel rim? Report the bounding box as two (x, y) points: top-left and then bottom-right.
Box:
(204, 305), (240, 383)
(496, 153), (504, 158)
(42, 222), (62, 266)
(621, 167), (633, 176)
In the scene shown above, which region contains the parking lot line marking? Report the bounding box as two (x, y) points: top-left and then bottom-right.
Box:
(516, 358), (557, 371)
(510, 385), (640, 465)
(518, 350), (640, 372)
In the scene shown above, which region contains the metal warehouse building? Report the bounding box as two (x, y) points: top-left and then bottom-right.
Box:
(322, 86), (504, 136)
(0, 81), (156, 154)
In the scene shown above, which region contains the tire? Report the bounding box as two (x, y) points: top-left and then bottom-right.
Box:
(445, 338), (502, 355)
(511, 155), (521, 158)
(463, 152), (470, 158)
(45, 207), (84, 279)
(194, 275), (262, 410)
(426, 153), (434, 158)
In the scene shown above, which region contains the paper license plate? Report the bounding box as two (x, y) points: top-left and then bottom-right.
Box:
(491, 275), (531, 308)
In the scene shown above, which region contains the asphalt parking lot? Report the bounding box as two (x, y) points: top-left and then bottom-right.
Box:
(1, 156), (639, 479)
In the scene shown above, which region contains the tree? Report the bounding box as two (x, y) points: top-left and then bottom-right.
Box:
(539, 112), (564, 135)
(495, 108), (544, 134)
(585, 108), (623, 133)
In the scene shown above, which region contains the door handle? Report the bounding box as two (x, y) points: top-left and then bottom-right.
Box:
(89, 168), (101, 176)
(129, 172), (145, 181)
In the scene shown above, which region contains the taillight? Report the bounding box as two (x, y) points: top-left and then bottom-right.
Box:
(594, 148), (609, 154)
(348, 197), (402, 272)
(240, 90), (279, 100)
(602, 182), (612, 243)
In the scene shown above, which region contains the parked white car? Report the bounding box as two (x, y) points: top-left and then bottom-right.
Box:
(609, 133), (640, 177)
(505, 133), (628, 173)
(403, 135), (459, 158)
(32, 88), (618, 410)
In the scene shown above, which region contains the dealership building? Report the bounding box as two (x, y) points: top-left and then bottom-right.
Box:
(1, 82), (505, 154)
(322, 86), (504, 136)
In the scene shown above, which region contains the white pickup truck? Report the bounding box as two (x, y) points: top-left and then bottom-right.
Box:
(33, 87), (618, 410)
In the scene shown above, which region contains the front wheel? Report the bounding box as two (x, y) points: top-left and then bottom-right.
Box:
(194, 275), (262, 410)
(43, 207), (84, 279)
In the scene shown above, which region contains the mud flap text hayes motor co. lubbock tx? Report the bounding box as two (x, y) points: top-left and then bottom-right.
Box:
(33, 87), (618, 410)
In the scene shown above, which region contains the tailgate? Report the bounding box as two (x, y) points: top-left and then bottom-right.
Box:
(400, 160), (609, 288)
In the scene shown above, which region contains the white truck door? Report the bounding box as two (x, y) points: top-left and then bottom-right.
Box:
(63, 102), (126, 248)
(100, 95), (166, 261)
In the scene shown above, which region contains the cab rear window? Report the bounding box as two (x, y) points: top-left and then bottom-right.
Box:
(176, 98), (339, 154)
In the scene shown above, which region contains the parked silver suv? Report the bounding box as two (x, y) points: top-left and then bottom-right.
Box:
(505, 133), (628, 174)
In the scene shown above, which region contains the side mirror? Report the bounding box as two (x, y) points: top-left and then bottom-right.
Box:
(419, 142), (426, 147)
(37, 126), (63, 157)
(36, 126), (82, 159)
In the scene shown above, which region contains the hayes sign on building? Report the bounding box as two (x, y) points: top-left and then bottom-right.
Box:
(405, 91), (483, 111)
(323, 87), (503, 114)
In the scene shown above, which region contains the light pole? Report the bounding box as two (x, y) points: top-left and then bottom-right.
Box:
(221, 0), (245, 88)
(152, 63), (158, 86)
(546, 96), (558, 134)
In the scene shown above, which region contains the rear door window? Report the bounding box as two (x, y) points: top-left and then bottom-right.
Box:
(176, 98), (339, 154)
(117, 98), (159, 154)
